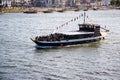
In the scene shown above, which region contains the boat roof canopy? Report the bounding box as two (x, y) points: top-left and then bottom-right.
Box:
(78, 24), (100, 28)
(57, 31), (94, 35)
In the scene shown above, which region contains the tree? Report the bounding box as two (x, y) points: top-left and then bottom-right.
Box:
(0, 0), (1, 4)
(0, 0), (2, 12)
(116, 0), (120, 6)
(110, 0), (115, 5)
(110, 0), (120, 6)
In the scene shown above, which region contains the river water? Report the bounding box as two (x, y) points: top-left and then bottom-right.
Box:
(0, 10), (120, 80)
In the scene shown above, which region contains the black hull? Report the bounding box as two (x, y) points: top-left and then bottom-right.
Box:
(23, 11), (37, 13)
(57, 10), (64, 12)
(43, 10), (53, 13)
(33, 37), (102, 49)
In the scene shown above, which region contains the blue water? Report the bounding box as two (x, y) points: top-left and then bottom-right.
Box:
(0, 10), (120, 80)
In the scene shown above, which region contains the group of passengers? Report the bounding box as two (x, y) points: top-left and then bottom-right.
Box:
(35, 33), (68, 41)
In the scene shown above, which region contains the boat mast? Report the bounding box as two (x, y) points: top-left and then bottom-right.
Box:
(84, 12), (86, 24)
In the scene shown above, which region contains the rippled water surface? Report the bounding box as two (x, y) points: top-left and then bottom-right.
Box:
(0, 10), (120, 80)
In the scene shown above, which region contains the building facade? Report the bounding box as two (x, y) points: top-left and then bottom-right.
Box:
(66, 0), (75, 7)
(0, 0), (110, 8)
(32, 0), (67, 7)
(101, 0), (110, 6)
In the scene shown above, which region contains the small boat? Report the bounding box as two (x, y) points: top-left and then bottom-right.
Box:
(43, 9), (53, 13)
(0, 4), (3, 14)
(116, 7), (120, 9)
(23, 9), (37, 13)
(0, 12), (4, 14)
(31, 12), (109, 49)
(83, 8), (88, 11)
(57, 9), (65, 12)
(0, 9), (3, 14)
(93, 7), (98, 11)
(74, 8), (80, 12)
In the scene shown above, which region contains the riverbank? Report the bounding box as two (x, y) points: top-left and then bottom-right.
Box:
(1, 6), (120, 13)
(2, 7), (25, 13)
(1, 7), (75, 13)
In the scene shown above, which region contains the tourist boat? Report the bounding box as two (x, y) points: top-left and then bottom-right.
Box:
(31, 12), (109, 49)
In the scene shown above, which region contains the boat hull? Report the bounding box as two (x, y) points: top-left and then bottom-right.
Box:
(23, 11), (37, 13)
(32, 36), (103, 49)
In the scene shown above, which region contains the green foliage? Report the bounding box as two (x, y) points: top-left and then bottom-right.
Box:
(110, 0), (120, 6)
(0, 0), (1, 4)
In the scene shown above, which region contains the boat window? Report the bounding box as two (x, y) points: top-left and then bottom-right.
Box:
(79, 25), (83, 28)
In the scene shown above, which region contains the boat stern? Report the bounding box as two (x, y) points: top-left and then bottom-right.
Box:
(101, 29), (109, 39)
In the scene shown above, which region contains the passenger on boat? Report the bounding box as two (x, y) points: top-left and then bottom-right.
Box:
(37, 33), (69, 42)
(35, 36), (38, 41)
